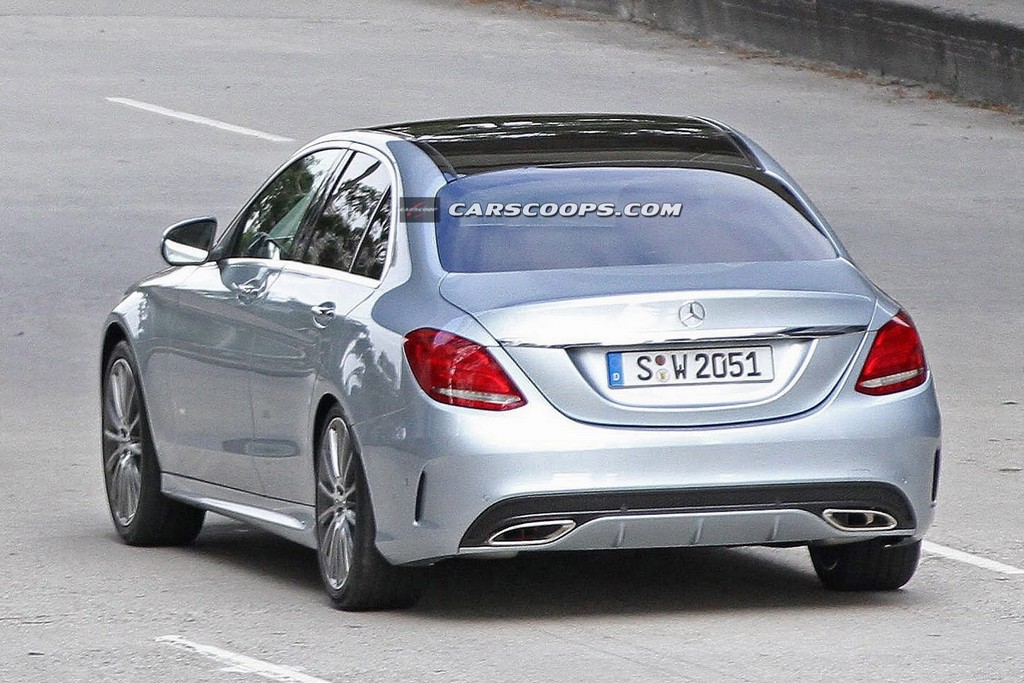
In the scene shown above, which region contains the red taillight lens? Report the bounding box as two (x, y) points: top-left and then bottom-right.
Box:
(855, 311), (928, 396)
(404, 328), (526, 411)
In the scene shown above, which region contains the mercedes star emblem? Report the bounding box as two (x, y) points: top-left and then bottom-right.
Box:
(679, 300), (706, 328)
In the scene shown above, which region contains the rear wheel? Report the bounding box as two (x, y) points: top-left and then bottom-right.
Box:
(102, 341), (205, 545)
(315, 408), (424, 610)
(809, 538), (921, 591)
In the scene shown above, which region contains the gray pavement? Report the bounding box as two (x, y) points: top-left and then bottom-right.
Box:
(1, 1), (1023, 681)
(538, 0), (1024, 108)
(904, 0), (1023, 26)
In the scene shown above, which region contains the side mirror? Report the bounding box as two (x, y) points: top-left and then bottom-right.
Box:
(161, 217), (217, 266)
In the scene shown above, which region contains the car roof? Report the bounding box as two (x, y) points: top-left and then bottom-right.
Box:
(371, 114), (758, 176)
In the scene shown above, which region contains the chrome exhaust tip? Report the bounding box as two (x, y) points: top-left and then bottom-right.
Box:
(822, 509), (898, 532)
(486, 520), (576, 546)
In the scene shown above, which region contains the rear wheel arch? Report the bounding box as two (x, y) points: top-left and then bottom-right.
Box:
(312, 400), (425, 609)
(312, 395), (341, 510)
(311, 394), (393, 550)
(313, 394), (343, 461)
(312, 394), (377, 496)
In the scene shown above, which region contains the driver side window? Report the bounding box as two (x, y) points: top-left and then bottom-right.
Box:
(229, 149), (342, 260)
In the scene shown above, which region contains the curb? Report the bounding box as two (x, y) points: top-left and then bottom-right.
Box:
(532, 0), (1024, 110)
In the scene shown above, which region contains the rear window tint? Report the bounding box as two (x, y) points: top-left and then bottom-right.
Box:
(435, 167), (836, 273)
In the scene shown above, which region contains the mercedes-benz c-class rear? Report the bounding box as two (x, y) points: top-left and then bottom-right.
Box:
(101, 114), (940, 609)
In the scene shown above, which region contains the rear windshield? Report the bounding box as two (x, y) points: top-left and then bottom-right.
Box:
(434, 167), (837, 273)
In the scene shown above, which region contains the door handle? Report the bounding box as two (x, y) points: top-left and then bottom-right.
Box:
(235, 278), (265, 303)
(311, 301), (336, 328)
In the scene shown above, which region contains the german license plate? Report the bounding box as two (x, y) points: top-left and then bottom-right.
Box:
(607, 346), (774, 388)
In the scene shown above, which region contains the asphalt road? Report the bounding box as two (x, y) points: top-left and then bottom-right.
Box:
(2, 1), (1023, 681)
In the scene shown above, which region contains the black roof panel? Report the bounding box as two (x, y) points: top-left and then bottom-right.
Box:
(373, 114), (755, 175)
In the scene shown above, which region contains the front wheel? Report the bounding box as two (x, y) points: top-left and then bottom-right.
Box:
(102, 341), (205, 545)
(809, 538), (921, 591)
(315, 408), (424, 610)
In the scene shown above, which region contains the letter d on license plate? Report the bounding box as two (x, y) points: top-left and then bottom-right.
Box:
(607, 346), (774, 388)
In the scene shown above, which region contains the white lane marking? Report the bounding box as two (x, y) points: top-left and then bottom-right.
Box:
(157, 635), (332, 683)
(923, 541), (1024, 576)
(107, 97), (294, 143)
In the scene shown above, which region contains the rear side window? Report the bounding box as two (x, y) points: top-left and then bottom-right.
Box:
(299, 152), (391, 273)
(350, 189), (391, 279)
(435, 167), (836, 273)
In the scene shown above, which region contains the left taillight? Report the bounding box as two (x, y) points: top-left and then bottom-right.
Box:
(404, 328), (526, 411)
(855, 310), (928, 396)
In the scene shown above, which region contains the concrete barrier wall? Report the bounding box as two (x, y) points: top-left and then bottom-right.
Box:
(533, 0), (1024, 109)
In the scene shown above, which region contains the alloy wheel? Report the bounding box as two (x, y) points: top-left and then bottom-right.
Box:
(316, 417), (359, 591)
(103, 358), (143, 526)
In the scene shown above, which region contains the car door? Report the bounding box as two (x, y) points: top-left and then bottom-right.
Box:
(247, 149), (395, 504)
(152, 148), (343, 492)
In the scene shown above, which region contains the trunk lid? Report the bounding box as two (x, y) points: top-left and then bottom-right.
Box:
(439, 260), (877, 427)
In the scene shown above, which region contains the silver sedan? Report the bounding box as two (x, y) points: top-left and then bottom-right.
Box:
(101, 114), (940, 610)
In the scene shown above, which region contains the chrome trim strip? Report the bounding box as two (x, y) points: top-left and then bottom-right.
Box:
(497, 325), (867, 349)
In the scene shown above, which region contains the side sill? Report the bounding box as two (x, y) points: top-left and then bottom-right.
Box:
(162, 473), (318, 549)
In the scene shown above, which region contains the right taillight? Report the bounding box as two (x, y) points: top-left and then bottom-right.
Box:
(404, 328), (526, 411)
(855, 310), (928, 395)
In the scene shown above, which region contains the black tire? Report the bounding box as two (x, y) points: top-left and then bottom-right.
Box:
(102, 341), (205, 546)
(315, 407), (425, 611)
(809, 538), (921, 591)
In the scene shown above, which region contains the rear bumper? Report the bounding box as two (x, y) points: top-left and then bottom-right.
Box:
(459, 481), (915, 548)
(360, 379), (940, 565)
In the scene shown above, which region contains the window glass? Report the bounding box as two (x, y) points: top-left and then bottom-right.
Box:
(350, 189), (392, 279)
(435, 167), (837, 273)
(230, 150), (341, 259)
(300, 152), (391, 272)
